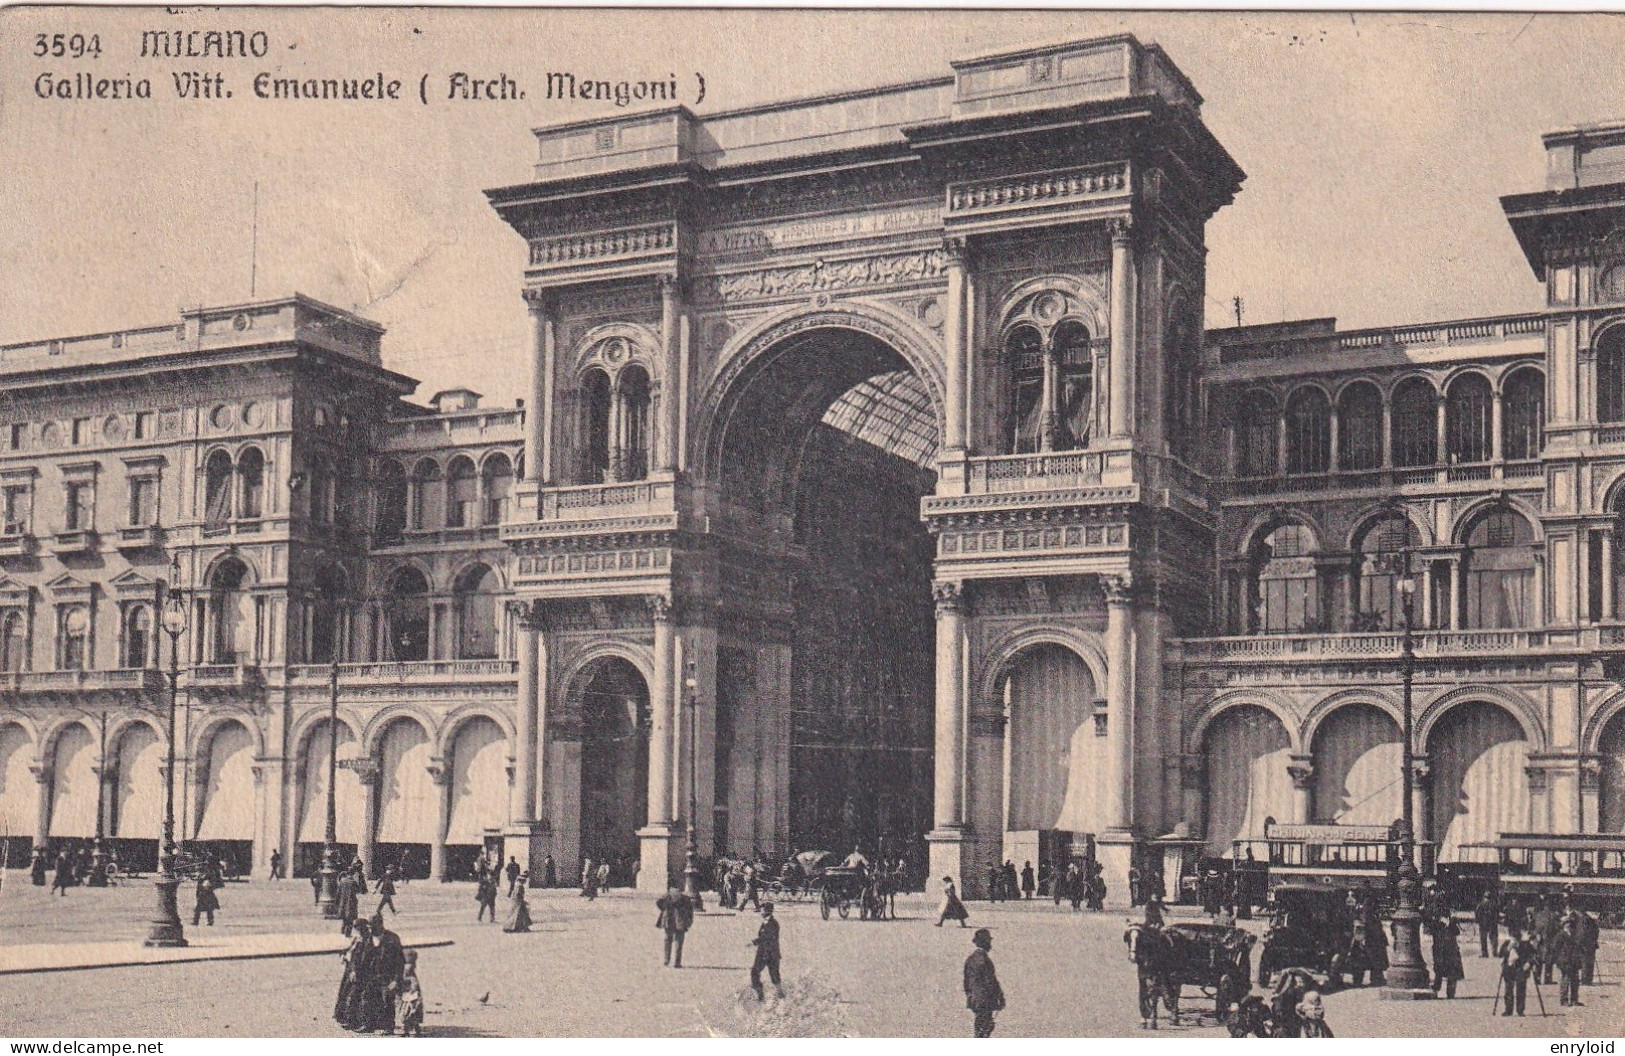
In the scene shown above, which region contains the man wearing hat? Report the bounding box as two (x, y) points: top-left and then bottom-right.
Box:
(963, 928), (1005, 1038)
(748, 902), (782, 1000)
(1143, 892), (1166, 928)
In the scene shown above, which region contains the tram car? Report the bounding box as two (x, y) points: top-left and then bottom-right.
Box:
(1480, 833), (1625, 927)
(1232, 821), (1407, 902)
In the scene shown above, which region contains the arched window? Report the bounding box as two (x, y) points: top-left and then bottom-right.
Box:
(1337, 382), (1383, 471)
(1234, 391), (1278, 477)
(2, 611), (26, 672)
(203, 449), (233, 528)
(481, 454), (513, 525)
(385, 566), (431, 662)
(1285, 387), (1332, 475)
(1598, 326), (1625, 423)
(409, 459), (441, 531)
(454, 565), (501, 660)
(237, 447), (264, 519)
(374, 460), (407, 544)
(1463, 509), (1537, 629)
(581, 369), (612, 484)
(1354, 512), (1422, 631)
(1392, 378), (1438, 467)
(445, 456), (477, 529)
(1503, 368), (1544, 461)
(209, 558), (251, 664)
(618, 365), (652, 482)
(59, 605), (90, 670)
(309, 457), (335, 524)
(1006, 325), (1044, 454)
(310, 565), (345, 664)
(1164, 317), (1200, 451)
(1446, 373), (1493, 464)
(1053, 320), (1093, 451)
(122, 605), (151, 669)
(1251, 523), (1321, 634)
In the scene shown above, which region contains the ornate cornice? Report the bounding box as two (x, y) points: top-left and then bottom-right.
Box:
(946, 162), (1129, 216)
(694, 249), (946, 304)
(528, 223), (675, 270)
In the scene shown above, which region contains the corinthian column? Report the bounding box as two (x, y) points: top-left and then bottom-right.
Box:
(932, 581), (967, 831)
(943, 238), (968, 455)
(509, 601), (545, 825)
(646, 595), (674, 826)
(1102, 572), (1137, 830)
(1108, 218), (1138, 439)
(524, 291), (556, 484)
(658, 277), (682, 473)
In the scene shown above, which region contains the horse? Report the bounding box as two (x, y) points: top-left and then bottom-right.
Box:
(1124, 923), (1181, 1029)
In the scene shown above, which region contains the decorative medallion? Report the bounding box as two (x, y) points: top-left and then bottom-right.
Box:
(102, 415), (125, 442)
(210, 404), (234, 430)
(40, 422), (63, 449)
(233, 313), (250, 331)
(242, 401), (263, 428)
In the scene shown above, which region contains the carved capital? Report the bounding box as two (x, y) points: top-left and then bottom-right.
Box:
(29, 762), (48, 784)
(1108, 216), (1134, 245)
(1179, 753), (1207, 786)
(1579, 757), (1602, 792)
(249, 763), (265, 787)
(426, 758), (450, 787)
(932, 580), (965, 617)
(1287, 757), (1315, 791)
(508, 598), (549, 631)
(1101, 571), (1135, 606)
(348, 758), (381, 784)
(943, 236), (969, 268)
(521, 287), (553, 315)
(1524, 765), (1548, 793)
(646, 594), (672, 625)
(1411, 756), (1432, 787)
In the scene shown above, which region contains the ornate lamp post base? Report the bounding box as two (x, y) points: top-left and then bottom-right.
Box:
(143, 873), (188, 948)
(1382, 861), (1434, 1000)
(317, 844), (341, 919)
(88, 839), (109, 888)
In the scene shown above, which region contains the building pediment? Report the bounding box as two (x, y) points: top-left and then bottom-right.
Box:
(0, 575), (32, 604)
(110, 570), (158, 597)
(45, 572), (94, 598)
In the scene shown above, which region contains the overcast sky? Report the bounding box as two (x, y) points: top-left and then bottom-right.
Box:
(1, 9), (1622, 405)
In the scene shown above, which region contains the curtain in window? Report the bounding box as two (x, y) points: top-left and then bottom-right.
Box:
(204, 453), (233, 527)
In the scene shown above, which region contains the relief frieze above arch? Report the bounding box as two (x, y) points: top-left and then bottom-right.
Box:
(693, 248), (948, 305)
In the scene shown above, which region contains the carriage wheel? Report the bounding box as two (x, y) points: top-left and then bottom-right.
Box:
(838, 900), (851, 919)
(820, 892), (832, 920)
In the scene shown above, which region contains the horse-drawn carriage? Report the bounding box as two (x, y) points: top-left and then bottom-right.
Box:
(1125, 922), (1255, 1027)
(817, 866), (892, 920)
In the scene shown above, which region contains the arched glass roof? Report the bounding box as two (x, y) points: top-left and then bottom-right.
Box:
(820, 369), (938, 468)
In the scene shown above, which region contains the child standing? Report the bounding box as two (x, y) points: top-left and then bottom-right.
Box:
(397, 949), (424, 1037)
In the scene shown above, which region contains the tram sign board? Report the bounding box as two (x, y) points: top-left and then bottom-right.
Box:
(1264, 822), (1392, 844)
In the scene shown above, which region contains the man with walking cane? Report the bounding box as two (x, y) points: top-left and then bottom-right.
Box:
(1496, 927), (1537, 1017)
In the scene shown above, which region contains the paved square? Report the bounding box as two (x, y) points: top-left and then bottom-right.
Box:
(2, 877), (1620, 1037)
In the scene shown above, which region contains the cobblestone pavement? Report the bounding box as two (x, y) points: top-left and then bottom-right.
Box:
(1, 875), (1620, 1037)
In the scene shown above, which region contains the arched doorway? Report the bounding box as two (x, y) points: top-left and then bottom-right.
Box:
(1310, 703), (1401, 826)
(577, 657), (649, 884)
(1428, 701), (1530, 863)
(712, 324), (938, 859)
(1203, 705), (1293, 856)
(1003, 643), (1103, 834)
(374, 718), (435, 879)
(110, 723), (163, 872)
(193, 720), (256, 875)
(0, 723), (34, 864)
(295, 719), (362, 877)
(48, 724), (98, 845)
(445, 716), (507, 880)
(1603, 708), (1625, 834)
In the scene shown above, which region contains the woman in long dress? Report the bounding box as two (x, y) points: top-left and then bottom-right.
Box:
(936, 876), (970, 927)
(334, 919), (374, 1031)
(503, 877), (533, 933)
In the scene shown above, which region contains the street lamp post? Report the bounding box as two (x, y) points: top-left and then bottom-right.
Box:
(1383, 554), (1433, 998)
(145, 556), (188, 948)
(682, 660), (704, 912)
(316, 650), (342, 918)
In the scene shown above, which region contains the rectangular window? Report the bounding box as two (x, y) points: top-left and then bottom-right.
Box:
(64, 482), (93, 531)
(133, 412), (154, 440)
(128, 476), (157, 527)
(8, 424), (23, 450)
(71, 417), (90, 445)
(2, 486), (29, 535)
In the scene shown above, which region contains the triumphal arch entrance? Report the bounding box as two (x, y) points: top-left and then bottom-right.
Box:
(487, 34), (1243, 897)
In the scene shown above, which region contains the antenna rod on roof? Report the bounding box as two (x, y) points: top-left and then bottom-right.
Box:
(1233, 295), (1244, 328)
(250, 181), (259, 298)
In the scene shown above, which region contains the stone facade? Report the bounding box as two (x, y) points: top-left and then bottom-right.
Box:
(3, 38), (1625, 902)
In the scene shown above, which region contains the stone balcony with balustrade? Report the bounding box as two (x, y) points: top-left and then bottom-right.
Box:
(1175, 624), (1625, 676)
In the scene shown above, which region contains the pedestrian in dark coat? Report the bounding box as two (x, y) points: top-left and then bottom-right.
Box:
(1532, 899), (1559, 984)
(986, 863), (1001, 903)
(542, 854), (557, 888)
(1428, 915), (1464, 998)
(29, 850), (48, 886)
(1474, 892), (1499, 957)
(269, 848), (283, 881)
(748, 902), (782, 1000)
(475, 873), (499, 922)
(1554, 916), (1585, 1006)
(1577, 909), (1599, 985)
(311, 869), (322, 906)
(656, 887), (693, 966)
(334, 919), (373, 1031)
(376, 867), (398, 915)
(1497, 928), (1535, 1017)
(936, 876), (970, 927)
(50, 852), (72, 895)
(504, 856), (521, 896)
(1020, 862), (1035, 900)
(192, 874), (220, 926)
(1002, 861), (1019, 903)
(369, 914), (406, 1033)
(337, 868), (360, 936)
(963, 928), (1005, 1038)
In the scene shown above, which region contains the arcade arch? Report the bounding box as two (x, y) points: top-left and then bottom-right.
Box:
(1202, 704), (1293, 855)
(1427, 699), (1530, 862)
